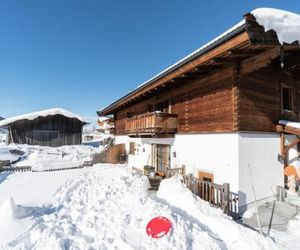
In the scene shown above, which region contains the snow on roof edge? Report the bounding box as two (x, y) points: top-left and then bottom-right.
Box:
(0, 108), (88, 127)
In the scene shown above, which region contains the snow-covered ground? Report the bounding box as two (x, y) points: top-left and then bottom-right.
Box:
(1, 164), (295, 250)
(0, 167), (94, 246)
(0, 144), (103, 171)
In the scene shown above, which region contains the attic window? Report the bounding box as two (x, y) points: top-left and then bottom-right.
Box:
(282, 87), (293, 112)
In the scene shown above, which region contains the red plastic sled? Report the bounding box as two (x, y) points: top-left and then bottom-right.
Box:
(146, 216), (172, 238)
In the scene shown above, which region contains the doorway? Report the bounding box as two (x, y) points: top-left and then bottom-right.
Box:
(152, 144), (170, 175)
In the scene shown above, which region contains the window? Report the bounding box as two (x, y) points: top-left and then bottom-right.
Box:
(282, 87), (293, 111)
(153, 100), (169, 112)
(126, 112), (134, 118)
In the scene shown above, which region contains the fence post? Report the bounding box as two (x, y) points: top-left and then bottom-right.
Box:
(222, 183), (230, 216)
(182, 165), (186, 176)
(188, 174), (193, 190)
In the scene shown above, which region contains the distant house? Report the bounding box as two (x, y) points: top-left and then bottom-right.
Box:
(96, 116), (115, 134)
(0, 108), (88, 147)
(98, 8), (300, 213)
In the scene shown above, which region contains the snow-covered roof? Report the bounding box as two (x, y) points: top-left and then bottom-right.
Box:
(98, 116), (112, 123)
(279, 120), (300, 130)
(99, 8), (300, 115)
(0, 108), (88, 127)
(252, 8), (300, 45)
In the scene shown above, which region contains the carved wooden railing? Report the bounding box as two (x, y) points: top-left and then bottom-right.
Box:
(125, 112), (178, 135)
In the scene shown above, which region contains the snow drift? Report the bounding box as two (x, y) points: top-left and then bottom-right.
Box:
(3, 166), (277, 250)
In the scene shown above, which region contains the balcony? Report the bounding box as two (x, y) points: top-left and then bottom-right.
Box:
(125, 112), (178, 136)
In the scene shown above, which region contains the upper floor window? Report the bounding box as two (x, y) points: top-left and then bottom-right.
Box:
(282, 86), (293, 112)
(148, 100), (169, 113)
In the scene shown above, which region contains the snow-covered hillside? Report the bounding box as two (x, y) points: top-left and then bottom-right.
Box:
(0, 165), (283, 250)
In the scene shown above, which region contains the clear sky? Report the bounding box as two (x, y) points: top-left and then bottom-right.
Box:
(0, 0), (299, 120)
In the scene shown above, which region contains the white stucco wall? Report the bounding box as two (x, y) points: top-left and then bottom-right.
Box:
(171, 133), (239, 192)
(238, 133), (283, 212)
(115, 132), (284, 213)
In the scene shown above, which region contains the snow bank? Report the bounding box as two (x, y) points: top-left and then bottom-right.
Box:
(0, 147), (19, 163)
(0, 197), (19, 225)
(252, 8), (300, 44)
(4, 166), (277, 250)
(157, 176), (276, 250)
(0, 108), (88, 127)
(7, 144), (102, 171)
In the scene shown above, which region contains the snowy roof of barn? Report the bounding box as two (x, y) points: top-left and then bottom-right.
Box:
(98, 7), (300, 115)
(0, 108), (88, 127)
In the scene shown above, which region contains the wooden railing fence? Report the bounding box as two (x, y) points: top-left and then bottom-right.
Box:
(125, 112), (178, 135)
(166, 167), (239, 218)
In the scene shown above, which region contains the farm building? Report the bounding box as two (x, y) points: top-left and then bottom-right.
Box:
(0, 108), (88, 147)
(98, 8), (300, 214)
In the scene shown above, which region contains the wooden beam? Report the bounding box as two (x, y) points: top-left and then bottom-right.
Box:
(240, 47), (281, 75)
(276, 124), (300, 136)
(213, 57), (238, 63)
(284, 137), (300, 154)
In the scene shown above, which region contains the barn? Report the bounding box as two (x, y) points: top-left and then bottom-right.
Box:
(0, 108), (88, 147)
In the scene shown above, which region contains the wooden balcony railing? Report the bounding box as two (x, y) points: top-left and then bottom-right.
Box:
(125, 112), (178, 135)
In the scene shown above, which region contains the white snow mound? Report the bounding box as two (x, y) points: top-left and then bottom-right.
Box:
(3, 166), (277, 250)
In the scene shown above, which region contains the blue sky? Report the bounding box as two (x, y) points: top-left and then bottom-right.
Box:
(0, 0), (299, 120)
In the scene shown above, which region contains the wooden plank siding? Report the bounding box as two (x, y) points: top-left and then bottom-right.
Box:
(115, 68), (235, 135)
(236, 67), (300, 132)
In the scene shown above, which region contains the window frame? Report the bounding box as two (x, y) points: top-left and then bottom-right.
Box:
(281, 84), (293, 113)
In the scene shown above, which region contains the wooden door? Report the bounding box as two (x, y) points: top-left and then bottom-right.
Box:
(153, 144), (170, 175)
(198, 171), (214, 202)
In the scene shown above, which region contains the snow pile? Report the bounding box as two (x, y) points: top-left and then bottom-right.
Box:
(0, 108), (88, 127)
(4, 166), (277, 250)
(252, 8), (300, 44)
(0, 197), (19, 225)
(9, 144), (103, 171)
(279, 120), (300, 130)
(0, 147), (19, 163)
(157, 176), (276, 250)
(0, 197), (34, 225)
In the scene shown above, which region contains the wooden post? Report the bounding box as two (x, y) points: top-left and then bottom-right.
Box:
(182, 165), (186, 176)
(222, 183), (230, 216)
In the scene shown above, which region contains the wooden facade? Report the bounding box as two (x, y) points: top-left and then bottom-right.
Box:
(99, 13), (300, 137)
(7, 115), (84, 147)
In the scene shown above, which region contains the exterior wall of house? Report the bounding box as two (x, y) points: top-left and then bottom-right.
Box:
(118, 131), (285, 212)
(237, 132), (283, 212)
(114, 68), (235, 135)
(237, 67), (300, 132)
(171, 133), (239, 192)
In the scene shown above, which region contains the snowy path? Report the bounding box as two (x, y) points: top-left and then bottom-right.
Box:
(0, 167), (93, 245)
(2, 165), (277, 250)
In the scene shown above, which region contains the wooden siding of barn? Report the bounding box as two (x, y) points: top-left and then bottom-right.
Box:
(114, 68), (235, 135)
(9, 115), (83, 147)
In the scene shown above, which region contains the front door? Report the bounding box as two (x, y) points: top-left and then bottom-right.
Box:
(153, 144), (170, 175)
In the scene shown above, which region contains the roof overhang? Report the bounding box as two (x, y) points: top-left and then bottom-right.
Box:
(98, 9), (300, 116)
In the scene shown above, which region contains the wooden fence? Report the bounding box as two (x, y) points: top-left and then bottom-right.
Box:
(165, 167), (239, 218)
(94, 143), (126, 164)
